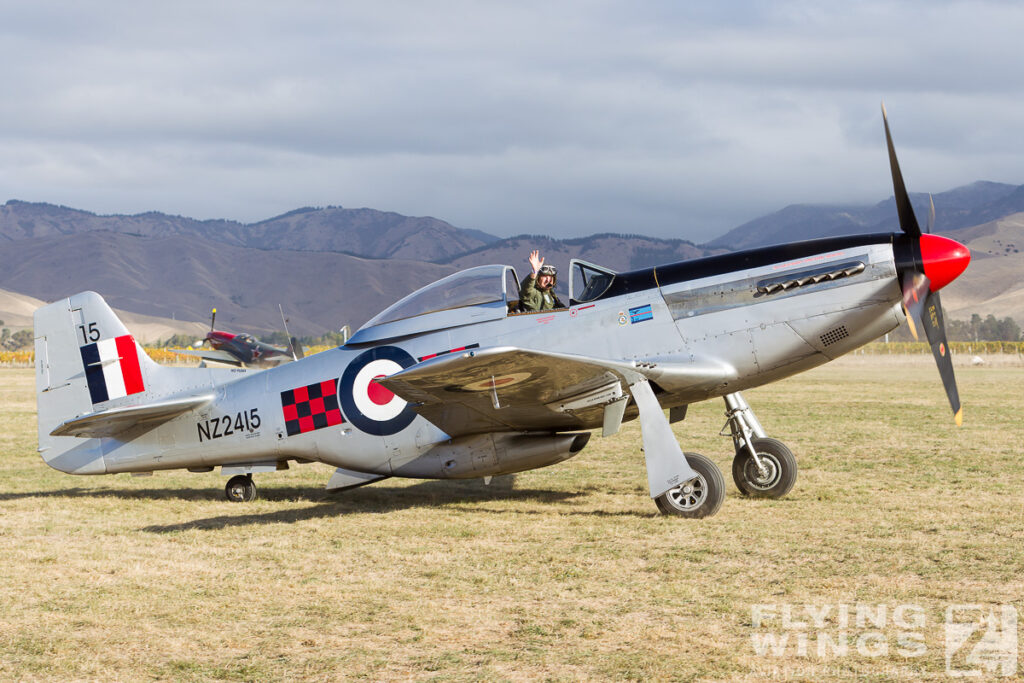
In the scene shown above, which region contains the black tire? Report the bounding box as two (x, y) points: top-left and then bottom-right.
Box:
(225, 474), (257, 503)
(654, 452), (725, 518)
(732, 437), (797, 499)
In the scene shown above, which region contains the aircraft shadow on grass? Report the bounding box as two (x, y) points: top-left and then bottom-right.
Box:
(1, 477), (621, 531)
(141, 478), (596, 532)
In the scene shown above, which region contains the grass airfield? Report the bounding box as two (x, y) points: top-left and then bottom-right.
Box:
(1, 360), (1022, 681)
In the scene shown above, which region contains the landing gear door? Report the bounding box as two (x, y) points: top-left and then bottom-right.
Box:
(569, 259), (617, 303)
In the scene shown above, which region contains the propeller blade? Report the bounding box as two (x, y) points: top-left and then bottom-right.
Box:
(210, 308), (217, 332)
(921, 289), (963, 425)
(901, 268), (963, 424)
(927, 194), (935, 234)
(881, 102), (921, 236)
(279, 303), (298, 361)
(884, 107), (964, 426)
(901, 271), (930, 341)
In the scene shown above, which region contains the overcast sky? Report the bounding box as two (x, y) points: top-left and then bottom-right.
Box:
(2, 1), (1023, 243)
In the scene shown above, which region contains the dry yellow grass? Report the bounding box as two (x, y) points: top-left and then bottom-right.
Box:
(1, 361), (1022, 681)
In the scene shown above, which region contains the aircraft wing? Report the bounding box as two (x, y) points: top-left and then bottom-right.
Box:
(50, 394), (215, 438)
(379, 345), (733, 437)
(170, 348), (244, 366)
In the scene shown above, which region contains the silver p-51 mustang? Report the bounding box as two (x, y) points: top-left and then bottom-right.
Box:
(33, 109), (970, 518)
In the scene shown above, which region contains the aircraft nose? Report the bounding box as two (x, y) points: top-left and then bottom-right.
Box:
(920, 234), (970, 292)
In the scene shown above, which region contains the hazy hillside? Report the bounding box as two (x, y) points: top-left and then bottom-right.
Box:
(0, 289), (46, 329)
(0, 288), (207, 343)
(0, 200), (496, 262)
(939, 213), (1024, 324)
(0, 231), (454, 335)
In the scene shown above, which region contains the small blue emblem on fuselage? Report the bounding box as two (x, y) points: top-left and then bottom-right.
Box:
(629, 304), (653, 324)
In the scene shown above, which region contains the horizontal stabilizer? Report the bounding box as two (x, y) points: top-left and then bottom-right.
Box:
(51, 394), (214, 438)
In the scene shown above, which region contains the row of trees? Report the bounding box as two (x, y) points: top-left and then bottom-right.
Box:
(153, 329), (351, 349)
(155, 333), (199, 348)
(887, 314), (1021, 342)
(2, 314), (1020, 351)
(0, 324), (34, 351)
(1, 327), (350, 351)
(947, 314), (1021, 342)
(139, 313), (1024, 348)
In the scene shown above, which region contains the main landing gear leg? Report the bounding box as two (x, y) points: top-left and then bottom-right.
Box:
(630, 379), (725, 518)
(225, 474), (258, 502)
(723, 392), (797, 499)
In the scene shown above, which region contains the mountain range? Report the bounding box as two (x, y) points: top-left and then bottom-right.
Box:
(709, 181), (1024, 250)
(0, 180), (1021, 341)
(0, 200), (497, 262)
(0, 200), (719, 336)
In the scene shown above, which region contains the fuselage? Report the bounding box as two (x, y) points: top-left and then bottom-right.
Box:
(96, 231), (916, 478)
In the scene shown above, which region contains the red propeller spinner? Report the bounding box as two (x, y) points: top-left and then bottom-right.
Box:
(919, 234), (971, 292)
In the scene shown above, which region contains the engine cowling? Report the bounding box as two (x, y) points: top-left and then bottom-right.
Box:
(391, 431), (591, 479)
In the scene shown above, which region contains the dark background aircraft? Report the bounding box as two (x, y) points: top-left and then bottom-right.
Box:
(172, 308), (303, 367)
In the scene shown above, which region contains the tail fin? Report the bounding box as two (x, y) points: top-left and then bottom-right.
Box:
(34, 292), (166, 473)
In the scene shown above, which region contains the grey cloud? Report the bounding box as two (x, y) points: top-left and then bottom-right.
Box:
(2, 1), (1023, 242)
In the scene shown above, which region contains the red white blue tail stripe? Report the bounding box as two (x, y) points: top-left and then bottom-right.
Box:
(80, 335), (145, 404)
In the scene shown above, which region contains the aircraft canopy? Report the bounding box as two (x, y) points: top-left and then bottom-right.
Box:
(351, 265), (515, 344)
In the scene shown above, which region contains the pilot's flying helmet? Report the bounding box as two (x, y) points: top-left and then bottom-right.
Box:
(538, 264), (557, 284)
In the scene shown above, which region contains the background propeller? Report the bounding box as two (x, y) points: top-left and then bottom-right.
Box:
(195, 307), (217, 348)
(883, 103), (968, 426)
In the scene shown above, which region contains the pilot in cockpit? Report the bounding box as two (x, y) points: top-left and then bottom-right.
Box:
(519, 250), (565, 312)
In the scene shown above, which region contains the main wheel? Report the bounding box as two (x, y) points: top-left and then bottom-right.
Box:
(732, 437), (797, 499)
(654, 452), (725, 518)
(225, 474), (257, 503)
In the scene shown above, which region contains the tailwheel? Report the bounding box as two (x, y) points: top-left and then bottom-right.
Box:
(732, 437), (797, 499)
(225, 474), (258, 503)
(654, 452), (725, 518)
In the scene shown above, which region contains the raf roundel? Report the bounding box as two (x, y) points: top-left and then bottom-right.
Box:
(339, 346), (417, 436)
